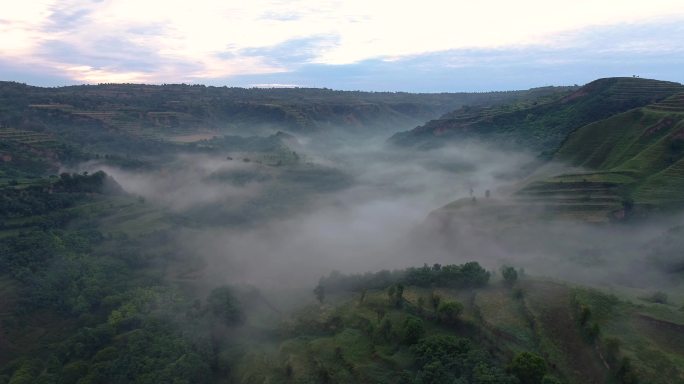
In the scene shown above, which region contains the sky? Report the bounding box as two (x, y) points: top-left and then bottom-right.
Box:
(1, 0), (683, 92)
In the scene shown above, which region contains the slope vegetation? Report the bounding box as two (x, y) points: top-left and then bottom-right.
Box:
(390, 77), (683, 154)
(546, 93), (684, 212)
(436, 88), (684, 222)
(232, 266), (684, 384)
(0, 81), (570, 143)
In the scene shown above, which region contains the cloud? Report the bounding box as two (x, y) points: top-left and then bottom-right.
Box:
(0, 0), (683, 85)
(213, 20), (684, 91)
(249, 83), (301, 88)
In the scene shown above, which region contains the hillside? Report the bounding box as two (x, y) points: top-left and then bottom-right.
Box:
(230, 267), (684, 384)
(0, 82), (572, 150)
(390, 77), (684, 154)
(509, 92), (684, 221)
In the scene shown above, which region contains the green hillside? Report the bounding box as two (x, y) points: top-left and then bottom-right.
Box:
(0, 81), (569, 147)
(549, 93), (684, 211)
(230, 268), (684, 384)
(436, 90), (684, 222)
(390, 77), (683, 154)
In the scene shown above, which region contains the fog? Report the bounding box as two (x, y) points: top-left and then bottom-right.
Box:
(82, 134), (684, 303)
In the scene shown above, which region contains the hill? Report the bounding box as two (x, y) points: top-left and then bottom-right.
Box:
(510, 92), (684, 221)
(390, 77), (684, 154)
(230, 267), (684, 384)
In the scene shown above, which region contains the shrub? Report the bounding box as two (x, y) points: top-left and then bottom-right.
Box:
(501, 266), (518, 287)
(507, 352), (547, 384)
(401, 317), (425, 345)
(207, 286), (243, 325)
(647, 291), (668, 304)
(437, 301), (463, 324)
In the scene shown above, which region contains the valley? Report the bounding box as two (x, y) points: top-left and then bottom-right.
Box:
(1, 78), (683, 384)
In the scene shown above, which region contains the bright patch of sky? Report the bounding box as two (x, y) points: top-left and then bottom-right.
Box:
(1, 0), (683, 91)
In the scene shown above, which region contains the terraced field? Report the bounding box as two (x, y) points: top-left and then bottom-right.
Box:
(29, 104), (204, 140)
(646, 92), (684, 113)
(601, 78), (683, 104)
(513, 179), (626, 222)
(0, 128), (56, 146)
(550, 101), (684, 211)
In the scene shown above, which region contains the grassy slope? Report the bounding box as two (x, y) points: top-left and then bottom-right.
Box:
(573, 288), (684, 384)
(232, 278), (684, 384)
(390, 77), (683, 154)
(552, 94), (684, 211)
(436, 92), (684, 222)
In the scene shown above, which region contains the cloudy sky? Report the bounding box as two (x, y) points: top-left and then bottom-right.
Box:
(1, 0), (683, 91)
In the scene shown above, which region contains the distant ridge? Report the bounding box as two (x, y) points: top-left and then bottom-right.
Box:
(0, 80), (575, 149)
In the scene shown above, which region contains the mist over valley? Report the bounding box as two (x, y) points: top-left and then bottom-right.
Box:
(2, 78), (684, 383)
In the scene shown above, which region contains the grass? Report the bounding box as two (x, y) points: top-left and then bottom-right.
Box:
(473, 286), (536, 349)
(533, 107), (684, 213)
(572, 288), (684, 384)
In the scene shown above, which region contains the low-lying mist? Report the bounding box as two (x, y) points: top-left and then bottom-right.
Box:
(81, 134), (684, 304)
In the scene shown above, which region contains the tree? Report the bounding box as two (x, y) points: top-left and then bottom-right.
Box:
(314, 284), (325, 304)
(401, 317), (425, 345)
(387, 284), (404, 307)
(207, 286), (243, 325)
(648, 291), (668, 304)
(430, 292), (441, 311)
(395, 283), (405, 307)
(507, 352), (547, 384)
(8, 359), (41, 384)
(437, 301), (463, 324)
(387, 285), (396, 302)
(501, 266), (518, 287)
(417, 296), (425, 310)
(377, 316), (393, 341)
(541, 376), (562, 384)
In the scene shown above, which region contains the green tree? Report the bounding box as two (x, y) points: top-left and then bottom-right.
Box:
(501, 266), (518, 287)
(401, 317), (425, 345)
(387, 285), (396, 303)
(508, 352), (547, 384)
(376, 316), (393, 341)
(8, 359), (41, 384)
(541, 375), (562, 384)
(430, 291), (441, 311)
(207, 286), (243, 325)
(437, 301), (463, 324)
